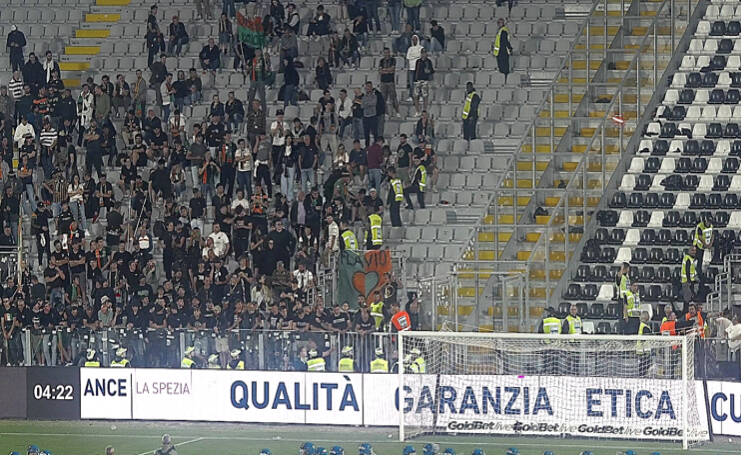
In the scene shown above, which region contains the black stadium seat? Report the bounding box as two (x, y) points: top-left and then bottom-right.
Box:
(596, 322), (611, 334)
(702, 72), (718, 88)
(682, 175), (699, 191)
(581, 245), (600, 263)
(657, 266), (672, 283)
(685, 72), (702, 88)
(592, 265), (608, 282)
(723, 123), (740, 138)
(675, 157), (691, 173)
(725, 89), (741, 104)
(709, 89), (725, 104)
(706, 122), (723, 138)
(718, 39), (734, 54)
(577, 303), (589, 318)
(700, 139), (715, 156)
(662, 174), (682, 191)
(644, 157), (661, 173)
(663, 211), (680, 227)
(684, 140), (700, 156)
(715, 211), (730, 227)
(691, 157), (708, 173)
(628, 192), (643, 208)
(723, 193), (740, 209)
(594, 227), (609, 243)
(575, 265), (591, 281)
(673, 229), (690, 246)
(722, 157), (740, 173)
(558, 302), (571, 318)
(659, 192), (675, 208)
(646, 285), (662, 301)
(665, 248), (682, 264)
(609, 191), (627, 208)
(706, 193), (722, 209)
(662, 284), (677, 301)
(679, 89), (694, 104)
(710, 55), (727, 71)
(727, 21), (741, 36)
(644, 193), (659, 208)
(670, 105), (687, 120)
(629, 266), (640, 280)
(713, 174), (731, 191)
(639, 266), (656, 282)
(711, 21), (726, 36)
(640, 229), (656, 245)
(635, 174), (652, 191)
(597, 210), (619, 226)
(690, 193), (707, 209)
(632, 210), (650, 227)
(649, 248), (665, 264)
(680, 211), (697, 227)
(657, 229), (672, 245)
(564, 283), (582, 300)
(600, 247), (617, 263)
(732, 73), (741, 89)
(660, 122), (677, 138)
(653, 140), (669, 155)
(609, 229), (625, 245)
(632, 248), (649, 264)
(732, 140), (741, 156)
(589, 303), (604, 319)
(581, 284), (599, 301)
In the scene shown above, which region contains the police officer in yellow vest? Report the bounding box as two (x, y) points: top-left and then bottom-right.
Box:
(307, 348), (326, 372)
(492, 18), (513, 76)
(228, 349), (245, 369)
(340, 221), (358, 251)
(370, 347), (389, 373)
(84, 348), (101, 367)
(338, 345), (355, 372)
(181, 346), (197, 369)
(387, 167), (403, 227)
(207, 353), (222, 369)
(365, 213), (383, 250)
(538, 308), (562, 334)
(562, 304), (582, 335)
(623, 283), (642, 335)
(408, 348), (426, 373)
(681, 246), (698, 308)
(693, 216), (714, 277)
(403, 156), (426, 210)
(637, 311), (653, 377)
(110, 347), (131, 367)
(462, 82), (480, 141)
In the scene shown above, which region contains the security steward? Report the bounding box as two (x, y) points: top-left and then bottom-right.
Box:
(369, 291), (385, 330)
(403, 156), (426, 209)
(338, 345), (355, 372)
(84, 348), (101, 367)
(693, 216), (714, 280)
(562, 304), (582, 335)
(623, 283), (642, 335)
(365, 212), (383, 250)
(370, 347), (389, 373)
(306, 348), (326, 372)
(340, 221), (358, 251)
(492, 17), (513, 76)
(685, 303), (707, 338)
(181, 346), (197, 368)
(110, 347), (130, 367)
(659, 310), (696, 377)
(228, 349), (245, 369)
(537, 308), (561, 374)
(462, 82), (480, 141)
(387, 167), (404, 227)
(207, 353), (222, 368)
(409, 348), (426, 373)
(637, 311), (653, 377)
(681, 246), (698, 308)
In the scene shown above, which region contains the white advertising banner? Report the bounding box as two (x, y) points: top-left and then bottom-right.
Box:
(132, 369), (196, 420)
(707, 380), (741, 436)
(80, 368), (133, 420)
(304, 372), (364, 425)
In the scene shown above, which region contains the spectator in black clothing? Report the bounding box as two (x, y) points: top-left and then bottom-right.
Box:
(167, 15), (189, 57)
(6, 25), (26, 71)
(427, 20), (445, 54)
(306, 5), (331, 36)
(22, 53), (44, 95)
(199, 38), (221, 72)
(283, 60), (299, 107)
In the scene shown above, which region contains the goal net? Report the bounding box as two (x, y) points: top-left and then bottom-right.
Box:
(397, 331), (707, 449)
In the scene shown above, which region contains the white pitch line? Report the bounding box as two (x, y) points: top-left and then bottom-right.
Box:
(0, 432), (737, 454)
(138, 437), (205, 455)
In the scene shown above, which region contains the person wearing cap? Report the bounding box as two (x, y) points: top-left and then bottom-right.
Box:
(462, 82), (481, 141)
(228, 349), (245, 369)
(83, 348), (101, 367)
(110, 347), (131, 367)
(181, 346), (197, 368)
(338, 345), (355, 372)
(6, 25), (26, 72)
(207, 353), (222, 368)
(306, 348), (326, 372)
(370, 347), (389, 373)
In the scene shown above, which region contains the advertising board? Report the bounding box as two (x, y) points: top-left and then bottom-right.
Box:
(26, 367), (80, 420)
(707, 380), (741, 436)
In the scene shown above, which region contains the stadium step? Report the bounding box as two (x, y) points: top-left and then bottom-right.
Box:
(65, 46), (101, 55)
(96, 0), (131, 4)
(85, 13), (121, 22)
(59, 61), (91, 71)
(75, 29), (111, 38)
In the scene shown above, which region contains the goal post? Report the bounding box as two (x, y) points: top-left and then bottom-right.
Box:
(397, 331), (707, 449)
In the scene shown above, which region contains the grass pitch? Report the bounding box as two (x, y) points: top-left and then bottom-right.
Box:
(0, 420), (739, 455)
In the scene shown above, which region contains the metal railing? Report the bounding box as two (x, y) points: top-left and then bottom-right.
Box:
(707, 252), (742, 314)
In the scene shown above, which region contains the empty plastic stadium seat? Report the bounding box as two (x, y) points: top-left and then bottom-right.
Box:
(575, 265), (591, 281)
(644, 157), (661, 173)
(627, 192), (643, 208)
(700, 139), (716, 155)
(601, 247), (617, 263)
(659, 193), (675, 208)
(707, 193), (723, 208)
(711, 21), (726, 36)
(597, 210), (620, 226)
(681, 212), (698, 228)
(665, 248), (682, 264)
(723, 193), (740, 208)
(660, 123), (677, 138)
(592, 265), (609, 282)
(594, 228), (609, 243)
(581, 284), (599, 301)
(727, 21), (741, 36)
(702, 72), (719, 88)
(718, 39), (734, 54)
(652, 140), (669, 155)
(706, 123), (723, 138)
(657, 266), (672, 283)
(635, 174), (652, 191)
(682, 175), (700, 191)
(663, 211), (681, 227)
(710, 89), (726, 104)
(648, 248), (664, 264)
(609, 229), (626, 245)
(724, 123), (740, 138)
(632, 211), (650, 227)
(679, 89), (695, 104)
(726, 89), (741, 104)
(640, 229), (656, 245)
(713, 174), (731, 191)
(690, 193), (707, 209)
(644, 193), (660, 208)
(581, 245), (600, 263)
(691, 157), (709, 173)
(638, 266), (655, 282)
(675, 157), (691, 173)
(710, 55), (727, 71)
(609, 191), (627, 208)
(632, 248), (649, 264)
(564, 284), (582, 300)
(657, 229), (672, 245)
(672, 230), (690, 246)
(646, 285), (662, 301)
(714, 211), (730, 227)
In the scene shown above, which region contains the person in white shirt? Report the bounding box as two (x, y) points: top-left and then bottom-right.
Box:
(208, 223), (230, 258)
(78, 84), (94, 135)
(231, 189), (251, 211)
(405, 35), (423, 101)
(168, 110), (186, 143)
(336, 89), (353, 138)
(325, 213), (339, 265)
(726, 315), (740, 353)
(160, 73), (174, 125)
(292, 262), (314, 291)
(235, 138), (253, 195)
(270, 110), (289, 170)
(13, 116), (35, 148)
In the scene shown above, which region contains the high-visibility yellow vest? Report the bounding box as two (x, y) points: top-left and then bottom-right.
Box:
(229, 360), (245, 370)
(462, 91), (478, 119)
(542, 317), (561, 334)
(341, 230), (358, 250)
(693, 222), (713, 249)
(181, 357), (195, 368)
(493, 26), (509, 56)
(208, 362), (222, 369)
(370, 301), (384, 329)
(416, 165), (427, 192)
(391, 178), (404, 202)
(565, 315), (582, 335)
(368, 214), (382, 246)
(412, 356), (426, 373)
(370, 358), (389, 373)
(84, 361), (101, 367)
(637, 322), (652, 354)
(625, 291), (641, 318)
(110, 359), (130, 367)
(681, 254), (697, 283)
(307, 357), (326, 372)
(338, 357), (355, 372)
(619, 273), (629, 297)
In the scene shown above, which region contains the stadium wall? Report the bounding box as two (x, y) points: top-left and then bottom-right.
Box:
(0, 368), (738, 439)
